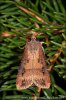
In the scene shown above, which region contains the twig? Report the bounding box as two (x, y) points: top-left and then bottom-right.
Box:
(0, 31), (16, 37)
(17, 5), (48, 24)
(50, 48), (63, 63)
(33, 87), (41, 100)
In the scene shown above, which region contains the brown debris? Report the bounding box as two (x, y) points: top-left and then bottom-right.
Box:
(1, 31), (16, 37)
(17, 5), (47, 24)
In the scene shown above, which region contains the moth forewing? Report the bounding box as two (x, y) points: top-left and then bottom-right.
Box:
(32, 41), (51, 88)
(16, 43), (33, 90)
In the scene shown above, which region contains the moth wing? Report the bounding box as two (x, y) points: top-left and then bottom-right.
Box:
(16, 43), (33, 90)
(34, 43), (50, 88)
(34, 69), (50, 89)
(16, 70), (33, 90)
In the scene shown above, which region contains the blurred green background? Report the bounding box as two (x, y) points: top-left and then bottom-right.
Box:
(0, 0), (66, 100)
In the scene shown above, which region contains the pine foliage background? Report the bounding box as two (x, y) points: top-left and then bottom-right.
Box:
(0, 0), (66, 100)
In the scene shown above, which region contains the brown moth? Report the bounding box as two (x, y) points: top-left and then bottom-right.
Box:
(16, 37), (50, 90)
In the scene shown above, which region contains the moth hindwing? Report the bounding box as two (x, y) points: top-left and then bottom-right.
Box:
(16, 38), (50, 90)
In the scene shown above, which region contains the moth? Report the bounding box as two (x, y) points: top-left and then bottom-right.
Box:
(16, 37), (50, 90)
